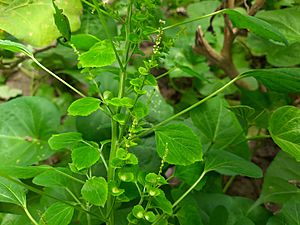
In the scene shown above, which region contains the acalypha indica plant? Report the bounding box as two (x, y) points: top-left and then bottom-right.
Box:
(0, 0), (299, 224)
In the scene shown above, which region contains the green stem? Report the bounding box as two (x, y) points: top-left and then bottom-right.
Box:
(31, 57), (86, 98)
(156, 67), (176, 80)
(223, 176), (235, 193)
(246, 134), (271, 141)
(23, 205), (38, 225)
(135, 75), (241, 139)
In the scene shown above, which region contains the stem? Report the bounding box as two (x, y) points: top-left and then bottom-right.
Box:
(30, 57), (86, 98)
(156, 67), (176, 80)
(223, 176), (235, 193)
(134, 75), (241, 139)
(246, 134), (271, 141)
(23, 205), (38, 225)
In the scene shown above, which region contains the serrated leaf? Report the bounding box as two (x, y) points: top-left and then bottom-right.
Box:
(0, 96), (60, 166)
(204, 150), (262, 178)
(52, 0), (71, 41)
(68, 97), (101, 116)
(269, 106), (300, 161)
(40, 202), (74, 225)
(81, 177), (108, 207)
(78, 41), (116, 68)
(0, 177), (26, 207)
(48, 132), (82, 151)
(72, 142), (100, 170)
(225, 9), (288, 45)
(155, 123), (202, 166)
(242, 68), (300, 93)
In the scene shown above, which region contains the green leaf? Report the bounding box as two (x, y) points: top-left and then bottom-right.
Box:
(48, 132), (82, 151)
(0, 165), (50, 179)
(0, 0), (82, 47)
(190, 95), (249, 159)
(40, 202), (74, 225)
(107, 97), (134, 108)
(0, 96), (60, 166)
(78, 40), (116, 68)
(176, 201), (204, 225)
(243, 68), (300, 93)
(52, 0), (71, 41)
(152, 190), (173, 215)
(0, 39), (32, 56)
(0, 85), (22, 100)
(269, 106), (300, 161)
(70, 34), (100, 51)
(155, 123), (202, 166)
(0, 177), (26, 207)
(224, 9), (288, 45)
(204, 150), (262, 178)
(72, 142), (100, 170)
(273, 197), (300, 225)
(68, 97), (101, 116)
(81, 177), (108, 207)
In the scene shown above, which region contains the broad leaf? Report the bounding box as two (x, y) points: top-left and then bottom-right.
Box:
(0, 177), (26, 207)
(204, 150), (263, 178)
(0, 97), (60, 165)
(269, 106), (300, 161)
(40, 202), (74, 225)
(48, 132), (82, 151)
(0, 165), (51, 179)
(155, 123), (202, 166)
(78, 41), (116, 68)
(191, 95), (249, 159)
(243, 68), (300, 93)
(224, 9), (288, 45)
(0, 0), (81, 46)
(68, 97), (101, 116)
(81, 177), (108, 207)
(72, 142), (100, 170)
(273, 197), (300, 225)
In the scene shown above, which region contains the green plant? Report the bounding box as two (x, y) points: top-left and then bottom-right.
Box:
(0, 0), (300, 225)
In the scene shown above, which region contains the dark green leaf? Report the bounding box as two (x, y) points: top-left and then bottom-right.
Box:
(205, 150), (262, 178)
(155, 123), (202, 166)
(48, 132), (82, 151)
(40, 202), (74, 225)
(269, 106), (300, 161)
(72, 142), (100, 170)
(152, 190), (173, 215)
(81, 177), (108, 207)
(52, 0), (71, 41)
(68, 97), (101, 116)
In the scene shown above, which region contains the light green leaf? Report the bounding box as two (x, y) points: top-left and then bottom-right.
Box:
(107, 97), (134, 108)
(0, 85), (22, 100)
(204, 150), (263, 178)
(225, 9), (288, 45)
(0, 39), (32, 56)
(70, 34), (100, 51)
(0, 96), (60, 166)
(78, 41), (116, 68)
(190, 95), (249, 159)
(72, 142), (100, 170)
(242, 68), (300, 93)
(52, 0), (71, 41)
(155, 123), (202, 166)
(0, 177), (26, 207)
(81, 177), (108, 207)
(0, 0), (82, 47)
(40, 202), (74, 225)
(68, 97), (101, 116)
(269, 106), (300, 161)
(0, 165), (50, 179)
(48, 132), (82, 151)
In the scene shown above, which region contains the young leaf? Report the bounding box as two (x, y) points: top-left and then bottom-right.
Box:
(78, 41), (116, 67)
(0, 96), (60, 166)
(0, 40), (32, 56)
(52, 0), (71, 41)
(40, 202), (74, 225)
(48, 132), (82, 151)
(0, 177), (26, 207)
(242, 68), (300, 93)
(71, 142), (100, 170)
(204, 150), (263, 178)
(224, 9), (288, 45)
(155, 123), (202, 166)
(269, 106), (300, 161)
(81, 177), (108, 207)
(68, 97), (101, 116)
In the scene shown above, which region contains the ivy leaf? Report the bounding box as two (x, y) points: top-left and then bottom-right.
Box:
(81, 177), (108, 207)
(48, 132), (82, 151)
(242, 68), (300, 93)
(68, 97), (101, 116)
(40, 202), (74, 225)
(269, 106), (300, 161)
(78, 41), (116, 68)
(0, 177), (26, 207)
(72, 142), (100, 170)
(224, 9), (288, 45)
(155, 123), (202, 166)
(52, 0), (71, 41)
(204, 150), (262, 178)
